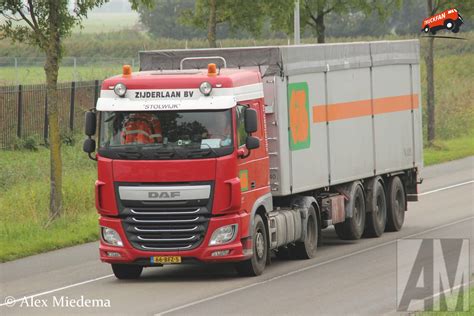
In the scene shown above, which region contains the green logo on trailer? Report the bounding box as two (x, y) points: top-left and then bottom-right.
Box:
(288, 82), (310, 150)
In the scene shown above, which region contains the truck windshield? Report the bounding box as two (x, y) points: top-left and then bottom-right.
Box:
(98, 110), (233, 159)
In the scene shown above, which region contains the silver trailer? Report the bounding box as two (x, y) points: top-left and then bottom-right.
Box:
(140, 40), (422, 251)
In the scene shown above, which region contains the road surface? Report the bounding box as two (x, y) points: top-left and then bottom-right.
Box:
(1, 157), (473, 315)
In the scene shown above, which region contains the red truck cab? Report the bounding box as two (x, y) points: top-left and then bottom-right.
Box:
(84, 64), (270, 278)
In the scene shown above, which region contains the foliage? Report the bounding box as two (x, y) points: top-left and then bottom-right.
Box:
(262, 0), (401, 42)
(179, 0), (266, 43)
(138, 0), (206, 39)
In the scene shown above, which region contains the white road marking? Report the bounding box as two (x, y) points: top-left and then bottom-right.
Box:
(418, 180), (474, 196)
(1, 180), (472, 310)
(154, 216), (474, 316)
(0, 274), (114, 307)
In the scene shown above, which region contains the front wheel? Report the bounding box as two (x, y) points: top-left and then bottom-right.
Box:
(235, 214), (267, 276)
(423, 26), (430, 33)
(445, 20), (454, 30)
(111, 264), (143, 280)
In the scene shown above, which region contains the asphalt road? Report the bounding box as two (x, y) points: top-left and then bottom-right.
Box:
(1, 157), (473, 316)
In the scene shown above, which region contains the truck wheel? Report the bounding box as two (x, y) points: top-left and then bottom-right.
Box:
(364, 178), (387, 238)
(423, 26), (430, 33)
(292, 205), (319, 259)
(111, 264), (143, 279)
(334, 182), (366, 240)
(445, 20), (454, 30)
(235, 214), (267, 276)
(385, 176), (406, 232)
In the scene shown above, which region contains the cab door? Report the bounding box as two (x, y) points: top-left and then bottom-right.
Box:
(236, 101), (270, 217)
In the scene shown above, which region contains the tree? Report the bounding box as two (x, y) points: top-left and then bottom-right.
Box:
(423, 1), (474, 144)
(180, 0), (265, 47)
(0, 0), (151, 223)
(265, 0), (400, 43)
(138, 0), (206, 39)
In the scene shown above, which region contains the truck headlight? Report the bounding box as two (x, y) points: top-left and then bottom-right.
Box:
(199, 81), (212, 96)
(209, 224), (238, 246)
(101, 227), (123, 247)
(114, 83), (127, 97)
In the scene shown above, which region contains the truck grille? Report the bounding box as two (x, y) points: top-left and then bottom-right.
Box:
(117, 183), (212, 251)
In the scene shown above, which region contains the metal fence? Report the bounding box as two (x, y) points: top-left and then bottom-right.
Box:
(0, 80), (100, 149)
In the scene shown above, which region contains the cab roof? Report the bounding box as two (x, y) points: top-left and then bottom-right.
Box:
(101, 68), (261, 90)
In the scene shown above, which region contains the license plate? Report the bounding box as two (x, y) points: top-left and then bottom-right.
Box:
(151, 256), (182, 264)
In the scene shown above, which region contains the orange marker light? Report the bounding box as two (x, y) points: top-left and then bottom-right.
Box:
(122, 64), (132, 77)
(207, 63), (217, 76)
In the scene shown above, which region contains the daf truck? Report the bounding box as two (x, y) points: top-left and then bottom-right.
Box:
(83, 40), (423, 279)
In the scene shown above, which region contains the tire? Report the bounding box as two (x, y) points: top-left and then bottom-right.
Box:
(334, 182), (366, 240)
(452, 27), (460, 33)
(431, 29), (437, 35)
(445, 20), (454, 30)
(235, 214), (267, 276)
(363, 178), (387, 238)
(385, 176), (406, 232)
(423, 26), (430, 33)
(292, 205), (319, 259)
(111, 264), (143, 279)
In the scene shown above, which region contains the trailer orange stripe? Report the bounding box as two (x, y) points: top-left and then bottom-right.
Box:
(312, 94), (419, 123)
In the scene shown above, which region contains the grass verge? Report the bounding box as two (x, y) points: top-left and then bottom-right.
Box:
(0, 143), (98, 262)
(424, 134), (474, 166)
(417, 285), (473, 315)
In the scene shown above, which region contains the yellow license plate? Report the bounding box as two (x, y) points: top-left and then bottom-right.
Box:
(151, 256), (182, 264)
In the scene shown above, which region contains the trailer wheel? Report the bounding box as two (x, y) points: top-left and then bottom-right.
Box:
(111, 264), (143, 279)
(235, 214), (267, 276)
(385, 176), (406, 232)
(292, 205), (319, 259)
(364, 178), (387, 238)
(334, 182), (366, 240)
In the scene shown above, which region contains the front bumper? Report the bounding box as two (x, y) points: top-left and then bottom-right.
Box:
(99, 212), (251, 265)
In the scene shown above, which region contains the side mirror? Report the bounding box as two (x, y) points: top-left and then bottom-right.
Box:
(245, 136), (260, 150)
(83, 138), (96, 154)
(85, 111), (96, 136)
(244, 108), (258, 134)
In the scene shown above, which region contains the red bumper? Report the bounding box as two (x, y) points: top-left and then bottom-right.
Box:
(99, 212), (251, 265)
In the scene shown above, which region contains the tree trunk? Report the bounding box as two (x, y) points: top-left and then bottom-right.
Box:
(425, 0), (435, 144)
(207, 0), (217, 48)
(45, 0), (63, 222)
(315, 5), (325, 43)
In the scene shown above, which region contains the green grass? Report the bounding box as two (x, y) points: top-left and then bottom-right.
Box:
(424, 134), (474, 166)
(417, 285), (473, 315)
(0, 141), (98, 262)
(0, 64), (135, 85)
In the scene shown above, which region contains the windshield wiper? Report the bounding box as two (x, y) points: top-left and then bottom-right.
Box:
(184, 143), (218, 158)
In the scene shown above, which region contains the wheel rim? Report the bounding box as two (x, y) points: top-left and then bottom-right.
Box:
(395, 188), (404, 223)
(306, 215), (316, 250)
(447, 22), (453, 28)
(255, 231), (265, 259)
(376, 190), (386, 225)
(354, 195), (363, 226)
